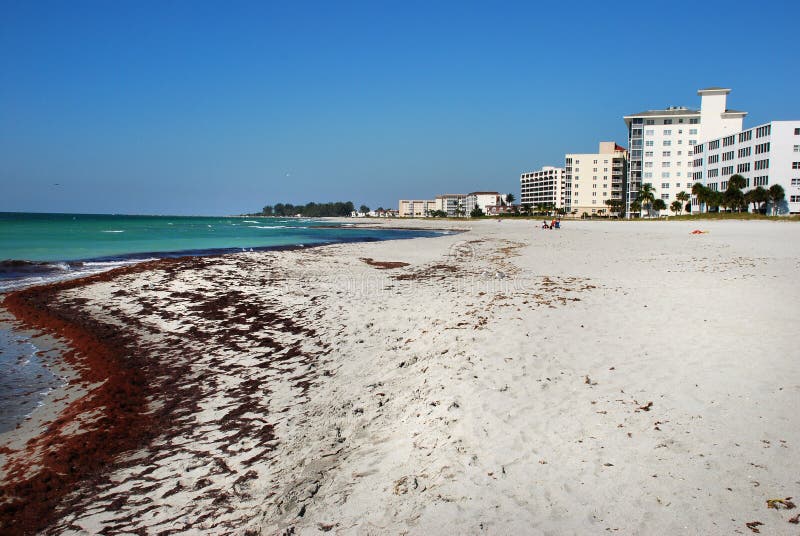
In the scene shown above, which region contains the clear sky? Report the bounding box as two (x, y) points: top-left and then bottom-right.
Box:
(1, 1), (798, 215)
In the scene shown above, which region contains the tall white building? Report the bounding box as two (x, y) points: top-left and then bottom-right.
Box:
(692, 121), (800, 215)
(624, 87), (747, 217)
(520, 166), (567, 210)
(565, 142), (627, 217)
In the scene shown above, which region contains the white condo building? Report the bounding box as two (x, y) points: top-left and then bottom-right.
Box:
(624, 87), (747, 217)
(565, 142), (627, 217)
(464, 192), (501, 216)
(692, 121), (800, 215)
(520, 166), (567, 210)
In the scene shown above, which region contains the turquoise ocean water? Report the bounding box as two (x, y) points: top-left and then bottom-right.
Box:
(0, 212), (447, 432)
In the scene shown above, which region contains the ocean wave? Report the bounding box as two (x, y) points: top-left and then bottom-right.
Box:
(248, 225), (287, 229)
(101, 230), (125, 233)
(242, 220), (260, 223)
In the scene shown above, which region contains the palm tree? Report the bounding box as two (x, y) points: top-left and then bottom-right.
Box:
(724, 174), (747, 212)
(745, 186), (768, 214)
(505, 193), (515, 205)
(521, 203), (532, 216)
(676, 191), (690, 215)
(652, 198), (667, 217)
(768, 184), (785, 216)
(630, 199), (642, 216)
(670, 200), (682, 215)
(728, 174), (747, 191)
(707, 190), (723, 212)
(692, 183), (708, 213)
(636, 183), (656, 218)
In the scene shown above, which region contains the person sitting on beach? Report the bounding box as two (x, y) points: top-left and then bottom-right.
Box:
(542, 220), (550, 229)
(550, 219), (556, 229)
(554, 220), (561, 229)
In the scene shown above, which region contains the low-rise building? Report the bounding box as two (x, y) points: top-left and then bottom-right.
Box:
(464, 192), (501, 216)
(691, 120), (800, 215)
(485, 204), (518, 216)
(520, 166), (567, 211)
(398, 199), (435, 218)
(434, 194), (466, 217)
(565, 142), (627, 217)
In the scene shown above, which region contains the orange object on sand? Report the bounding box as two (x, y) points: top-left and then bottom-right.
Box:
(690, 229), (708, 234)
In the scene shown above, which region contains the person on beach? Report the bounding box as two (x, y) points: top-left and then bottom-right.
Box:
(542, 220), (550, 229)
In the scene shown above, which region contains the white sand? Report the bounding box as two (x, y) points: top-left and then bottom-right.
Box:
(6, 219), (800, 534)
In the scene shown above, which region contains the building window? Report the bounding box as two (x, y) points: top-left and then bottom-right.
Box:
(755, 142), (771, 154)
(722, 151), (734, 161)
(791, 195), (800, 203)
(737, 163), (751, 173)
(709, 140), (720, 150)
(664, 129), (672, 135)
(662, 162), (671, 168)
(739, 130), (753, 142)
(646, 119), (655, 125)
(794, 145), (800, 152)
(689, 129), (698, 135)
(645, 151), (653, 157)
(794, 127), (800, 134)
(661, 182), (670, 188)
(756, 125), (771, 138)
(663, 140), (672, 146)
(738, 147), (751, 158)
(662, 151), (671, 157)
(754, 176), (769, 186)
(661, 172), (671, 178)
(793, 162), (800, 169)
(792, 178), (800, 186)
(709, 154), (719, 164)
(689, 140), (697, 146)
(645, 141), (654, 147)
(664, 119), (673, 125)
(755, 159), (770, 170)
(645, 129), (654, 135)
(690, 118), (699, 124)
(723, 135), (735, 147)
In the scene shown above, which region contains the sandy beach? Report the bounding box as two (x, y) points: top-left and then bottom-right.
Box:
(1, 218), (799, 535)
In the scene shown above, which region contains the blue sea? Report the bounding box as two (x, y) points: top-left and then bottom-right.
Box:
(0, 212), (447, 432)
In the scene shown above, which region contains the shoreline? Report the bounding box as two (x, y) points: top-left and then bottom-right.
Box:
(1, 220), (798, 534)
(0, 258), (184, 535)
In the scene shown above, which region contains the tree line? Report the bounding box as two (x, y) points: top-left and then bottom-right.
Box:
(260, 201), (356, 217)
(632, 175), (786, 217)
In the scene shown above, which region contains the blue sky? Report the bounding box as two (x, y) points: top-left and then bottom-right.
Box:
(1, 1), (798, 215)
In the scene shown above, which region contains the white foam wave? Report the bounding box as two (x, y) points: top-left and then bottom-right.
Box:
(101, 230), (125, 233)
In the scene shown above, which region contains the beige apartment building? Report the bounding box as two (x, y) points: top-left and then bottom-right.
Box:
(565, 142), (628, 217)
(398, 199), (436, 217)
(434, 194), (466, 217)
